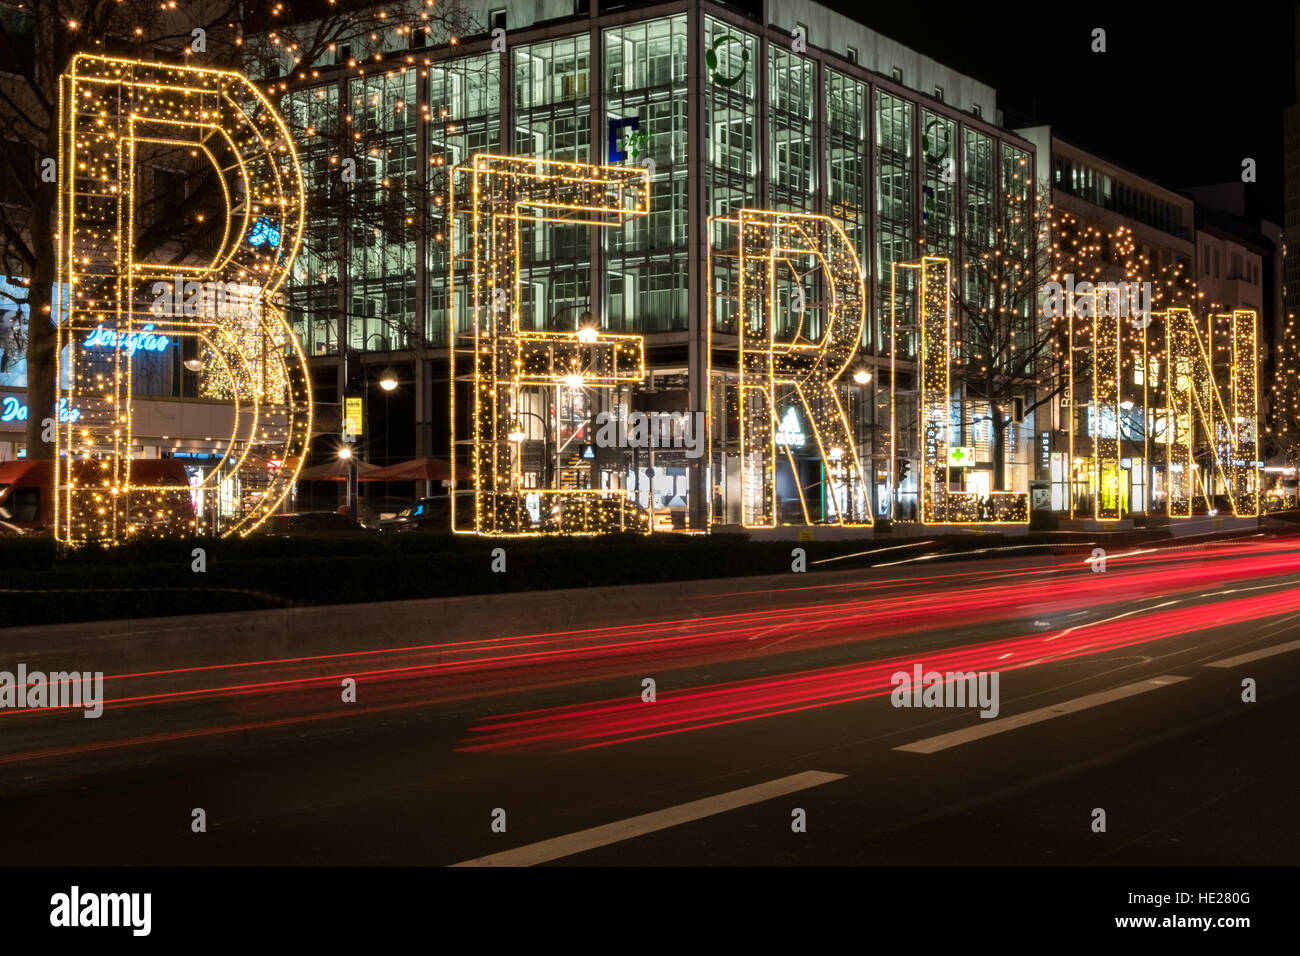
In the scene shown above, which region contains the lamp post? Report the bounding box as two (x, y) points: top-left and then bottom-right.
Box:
(378, 367), (397, 504)
(338, 445), (358, 521)
(509, 409), (553, 488)
(852, 365), (872, 519)
(549, 304), (597, 494)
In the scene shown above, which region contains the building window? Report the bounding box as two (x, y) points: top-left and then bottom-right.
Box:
(1214, 248), (1221, 279)
(489, 8), (506, 30)
(933, 85), (944, 102)
(891, 66), (903, 83)
(845, 45), (857, 64)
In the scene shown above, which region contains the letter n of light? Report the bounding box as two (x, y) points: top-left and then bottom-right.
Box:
(1162, 307), (1259, 518)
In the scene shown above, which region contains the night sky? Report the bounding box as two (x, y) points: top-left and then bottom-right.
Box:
(824, 0), (1293, 223)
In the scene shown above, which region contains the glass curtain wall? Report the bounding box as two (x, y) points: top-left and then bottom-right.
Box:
(768, 46), (819, 346)
(875, 90), (913, 352)
(347, 69), (420, 352)
(826, 69), (868, 344)
(920, 109), (957, 259)
(430, 53), (500, 345)
(768, 47), (815, 213)
(704, 16), (758, 337)
(282, 84), (341, 356)
(603, 15), (689, 334)
(513, 36), (592, 333)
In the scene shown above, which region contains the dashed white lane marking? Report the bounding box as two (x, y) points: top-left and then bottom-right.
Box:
(893, 676), (1191, 754)
(450, 770), (846, 867)
(1204, 638), (1300, 669)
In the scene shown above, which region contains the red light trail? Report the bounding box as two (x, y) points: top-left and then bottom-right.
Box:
(0, 537), (1296, 766)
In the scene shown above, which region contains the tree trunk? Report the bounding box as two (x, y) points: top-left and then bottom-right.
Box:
(991, 407), (1006, 491)
(24, 127), (58, 460)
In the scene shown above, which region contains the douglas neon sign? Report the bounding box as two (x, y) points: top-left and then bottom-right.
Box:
(82, 323), (171, 356)
(1, 396), (81, 424)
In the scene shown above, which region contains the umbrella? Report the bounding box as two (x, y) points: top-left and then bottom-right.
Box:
(297, 458), (382, 481)
(360, 456), (471, 482)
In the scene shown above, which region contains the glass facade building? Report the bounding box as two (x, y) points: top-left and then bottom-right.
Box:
(281, 0), (1040, 528)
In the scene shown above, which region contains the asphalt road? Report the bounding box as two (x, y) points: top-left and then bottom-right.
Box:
(1, 533), (1298, 866)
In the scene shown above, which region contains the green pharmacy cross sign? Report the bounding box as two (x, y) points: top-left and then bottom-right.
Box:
(948, 446), (975, 466)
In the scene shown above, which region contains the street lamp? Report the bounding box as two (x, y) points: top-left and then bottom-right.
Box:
(849, 365), (873, 517)
(549, 303), (594, 332)
(378, 367), (398, 391)
(338, 446), (358, 521)
(511, 410), (553, 487)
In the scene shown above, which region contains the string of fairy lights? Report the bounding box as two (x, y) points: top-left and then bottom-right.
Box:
(892, 255), (1030, 525)
(705, 209), (871, 529)
(1158, 307), (1260, 517)
(41, 5), (1276, 539)
(449, 154), (650, 535)
(1047, 206), (1265, 519)
(54, 54), (310, 544)
(1266, 312), (1300, 473)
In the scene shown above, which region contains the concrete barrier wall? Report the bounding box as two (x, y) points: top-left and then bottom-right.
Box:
(0, 567), (834, 680)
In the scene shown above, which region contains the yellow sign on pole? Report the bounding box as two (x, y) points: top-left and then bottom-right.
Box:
(344, 397), (364, 439)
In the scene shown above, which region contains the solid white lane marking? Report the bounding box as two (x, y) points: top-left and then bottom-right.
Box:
(1204, 638), (1300, 669)
(1200, 583), (1288, 597)
(1041, 601), (1177, 641)
(812, 541), (933, 565)
(449, 770), (845, 867)
(893, 676), (1191, 754)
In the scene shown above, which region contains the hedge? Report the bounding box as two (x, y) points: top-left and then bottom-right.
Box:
(0, 528), (1152, 628)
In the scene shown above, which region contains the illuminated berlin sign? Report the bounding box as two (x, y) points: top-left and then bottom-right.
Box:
(54, 55), (311, 544)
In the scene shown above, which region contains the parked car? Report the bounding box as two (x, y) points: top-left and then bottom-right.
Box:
(262, 511), (375, 538)
(374, 492), (490, 533)
(374, 496), (452, 534)
(0, 458), (194, 535)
